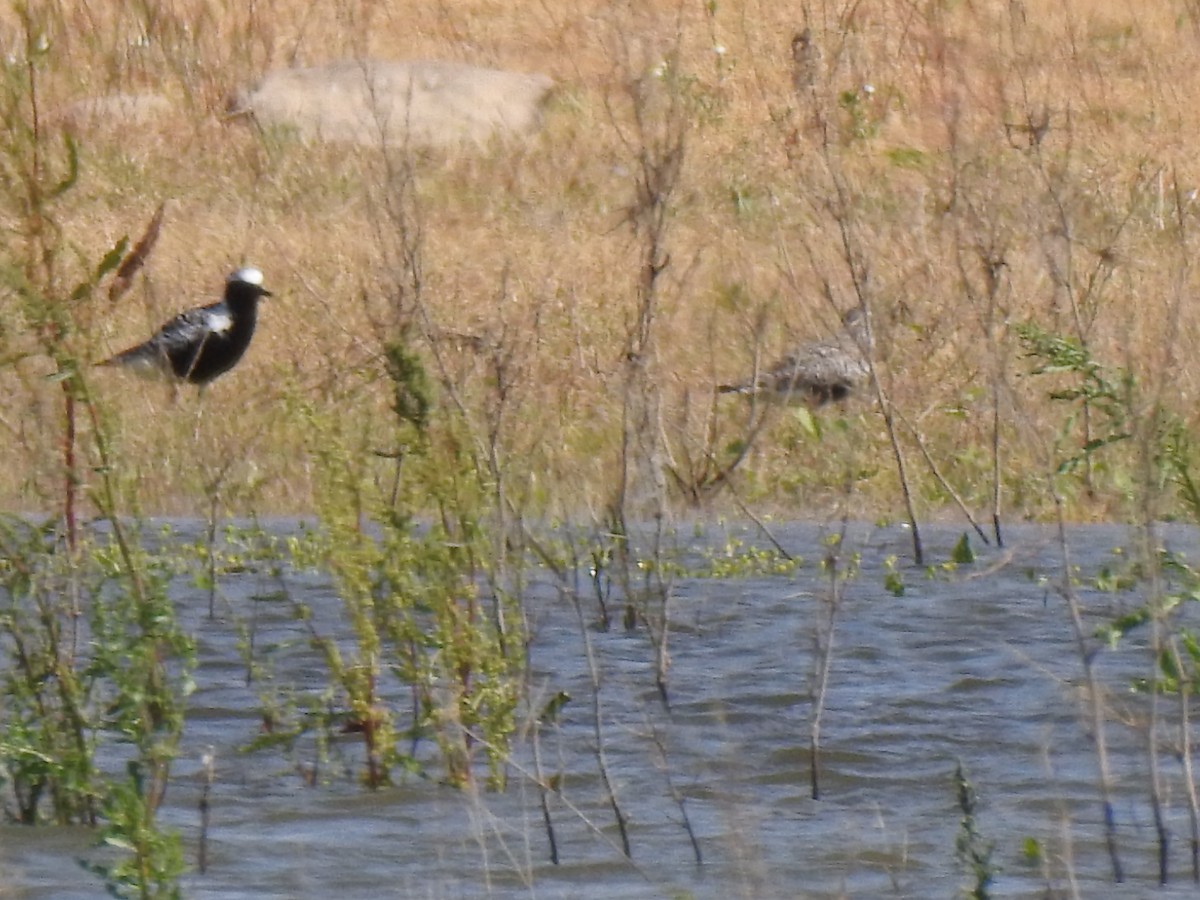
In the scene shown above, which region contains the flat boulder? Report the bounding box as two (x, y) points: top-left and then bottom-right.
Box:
(229, 59), (554, 149)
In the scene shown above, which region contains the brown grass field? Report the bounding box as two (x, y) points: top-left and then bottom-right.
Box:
(3, 0), (1200, 524)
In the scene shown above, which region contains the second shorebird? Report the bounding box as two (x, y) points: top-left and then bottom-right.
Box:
(718, 307), (872, 407)
(99, 267), (271, 385)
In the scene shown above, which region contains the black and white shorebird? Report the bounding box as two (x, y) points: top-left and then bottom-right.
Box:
(98, 267), (271, 385)
(717, 307), (873, 407)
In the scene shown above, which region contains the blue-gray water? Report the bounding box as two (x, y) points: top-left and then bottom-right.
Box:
(2, 520), (1198, 897)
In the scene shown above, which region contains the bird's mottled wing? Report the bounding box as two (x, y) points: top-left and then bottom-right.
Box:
(102, 301), (231, 375)
(762, 340), (867, 396)
(718, 310), (872, 404)
(151, 303), (232, 354)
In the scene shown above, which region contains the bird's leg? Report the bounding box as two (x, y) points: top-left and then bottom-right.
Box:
(192, 385), (206, 443)
(185, 332), (211, 382)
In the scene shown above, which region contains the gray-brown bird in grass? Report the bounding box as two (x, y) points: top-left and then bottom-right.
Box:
(717, 307), (872, 407)
(98, 267), (271, 385)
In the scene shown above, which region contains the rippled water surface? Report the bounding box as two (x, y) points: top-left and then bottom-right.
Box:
(4, 520), (1200, 897)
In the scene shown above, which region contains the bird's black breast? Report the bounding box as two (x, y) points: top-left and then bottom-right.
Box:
(169, 308), (258, 384)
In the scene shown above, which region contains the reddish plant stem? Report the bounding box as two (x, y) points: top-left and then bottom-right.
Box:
(62, 386), (77, 554)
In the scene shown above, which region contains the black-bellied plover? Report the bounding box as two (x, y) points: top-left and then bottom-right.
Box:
(718, 307), (872, 406)
(99, 267), (271, 385)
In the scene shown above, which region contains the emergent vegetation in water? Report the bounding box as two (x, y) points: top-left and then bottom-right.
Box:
(0, 11), (193, 896)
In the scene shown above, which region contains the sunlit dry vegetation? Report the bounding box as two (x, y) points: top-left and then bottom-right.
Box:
(11, 3), (1200, 893)
(3, 0), (1200, 523)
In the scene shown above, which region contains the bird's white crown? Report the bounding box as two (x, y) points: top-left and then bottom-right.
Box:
(229, 267), (265, 286)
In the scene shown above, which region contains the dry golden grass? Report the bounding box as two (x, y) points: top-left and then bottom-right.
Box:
(4, 0), (1200, 522)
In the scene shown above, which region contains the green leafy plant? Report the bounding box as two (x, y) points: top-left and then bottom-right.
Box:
(1015, 322), (1134, 477)
(0, 10), (192, 896)
(955, 762), (997, 899)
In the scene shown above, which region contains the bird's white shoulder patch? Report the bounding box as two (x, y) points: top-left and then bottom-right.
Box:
(229, 267), (264, 286)
(206, 309), (234, 333)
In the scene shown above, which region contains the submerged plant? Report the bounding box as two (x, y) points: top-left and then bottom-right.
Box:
(955, 762), (997, 899)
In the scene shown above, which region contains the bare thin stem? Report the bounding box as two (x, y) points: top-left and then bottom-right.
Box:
(198, 748), (214, 875)
(893, 405), (990, 546)
(648, 721), (702, 864)
(569, 583), (631, 857)
(809, 526), (848, 800)
(1170, 638), (1200, 882)
(1053, 493), (1123, 882)
(529, 715), (559, 865)
(1137, 515), (1170, 884)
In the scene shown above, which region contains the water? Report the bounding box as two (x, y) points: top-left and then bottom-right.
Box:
(3, 520), (1199, 897)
